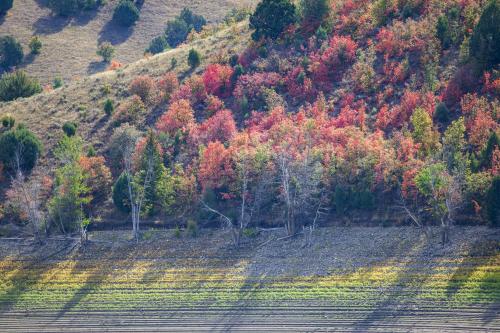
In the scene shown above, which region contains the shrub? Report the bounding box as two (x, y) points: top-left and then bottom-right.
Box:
(157, 72), (179, 101)
(180, 8), (207, 32)
(62, 121), (78, 137)
(249, 0), (297, 41)
(1, 114), (15, 129)
(0, 35), (23, 69)
(203, 64), (234, 97)
(97, 42), (115, 62)
(104, 98), (114, 115)
(486, 176), (500, 226)
(112, 95), (146, 125)
(128, 75), (154, 102)
(188, 48), (201, 69)
(171, 57), (177, 68)
(470, 0), (500, 69)
(165, 18), (191, 47)
(0, 71), (42, 102)
(29, 36), (42, 55)
(0, 0), (13, 15)
(0, 127), (43, 173)
(113, 0), (139, 27)
(53, 77), (63, 89)
(146, 35), (169, 55)
(186, 219), (198, 237)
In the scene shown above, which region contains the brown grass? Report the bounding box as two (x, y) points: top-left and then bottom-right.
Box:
(0, 0), (256, 84)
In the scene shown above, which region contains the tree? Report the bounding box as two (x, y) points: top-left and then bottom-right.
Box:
(299, 0), (330, 33)
(179, 8), (207, 32)
(165, 18), (191, 47)
(113, 0), (139, 27)
(48, 0), (78, 16)
(104, 98), (114, 115)
(479, 132), (499, 170)
(0, 70), (42, 102)
(0, 126), (43, 174)
(29, 36), (42, 55)
(470, 0), (500, 69)
(411, 107), (440, 157)
(97, 42), (115, 62)
(442, 118), (467, 172)
(485, 176), (500, 226)
(0, 0), (13, 15)
(0, 35), (23, 69)
(249, 0), (297, 41)
(49, 135), (91, 234)
(155, 99), (195, 136)
(415, 163), (463, 245)
(129, 75), (154, 102)
(203, 64), (234, 98)
(188, 49), (201, 69)
(78, 155), (112, 206)
(146, 35), (169, 55)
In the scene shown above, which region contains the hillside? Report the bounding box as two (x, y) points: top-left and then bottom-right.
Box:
(0, 226), (499, 331)
(0, 0), (255, 84)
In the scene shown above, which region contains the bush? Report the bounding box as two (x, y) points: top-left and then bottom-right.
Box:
(0, 71), (42, 102)
(104, 98), (114, 115)
(29, 36), (42, 55)
(0, 0), (13, 15)
(1, 114), (15, 129)
(112, 95), (146, 125)
(53, 77), (63, 89)
(179, 8), (207, 33)
(165, 18), (190, 47)
(0, 35), (23, 69)
(62, 121), (78, 137)
(128, 75), (154, 102)
(146, 35), (169, 54)
(97, 42), (115, 62)
(486, 176), (500, 226)
(0, 126), (43, 173)
(186, 219), (198, 237)
(470, 0), (500, 69)
(249, 0), (297, 41)
(113, 0), (139, 27)
(188, 48), (201, 69)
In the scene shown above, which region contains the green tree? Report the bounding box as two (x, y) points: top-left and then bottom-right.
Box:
(113, 0), (139, 27)
(469, 0), (500, 69)
(97, 42), (115, 62)
(479, 132), (499, 170)
(411, 108), (440, 157)
(442, 117), (467, 172)
(62, 121), (78, 137)
(0, 35), (23, 69)
(0, 126), (43, 173)
(48, 0), (78, 16)
(165, 18), (190, 47)
(0, 70), (42, 102)
(49, 136), (90, 233)
(249, 0), (297, 41)
(188, 48), (201, 69)
(146, 35), (169, 54)
(485, 176), (500, 226)
(179, 8), (207, 32)
(29, 36), (42, 55)
(299, 0), (330, 32)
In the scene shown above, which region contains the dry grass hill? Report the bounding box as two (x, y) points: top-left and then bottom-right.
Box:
(0, 0), (256, 84)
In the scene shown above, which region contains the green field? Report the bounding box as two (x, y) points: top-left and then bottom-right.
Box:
(0, 228), (499, 332)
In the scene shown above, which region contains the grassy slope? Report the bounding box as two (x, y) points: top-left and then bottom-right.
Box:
(0, 227), (498, 331)
(0, 0), (256, 84)
(0, 21), (251, 166)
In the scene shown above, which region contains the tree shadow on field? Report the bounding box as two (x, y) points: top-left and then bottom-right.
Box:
(98, 20), (134, 46)
(33, 14), (71, 35)
(0, 241), (77, 314)
(54, 241), (138, 319)
(444, 236), (500, 325)
(87, 61), (108, 75)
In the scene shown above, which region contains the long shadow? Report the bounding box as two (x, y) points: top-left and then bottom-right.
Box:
(33, 14), (71, 35)
(87, 61), (107, 75)
(98, 20), (134, 46)
(0, 240), (77, 314)
(352, 234), (434, 331)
